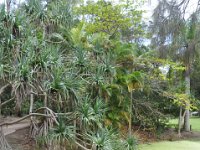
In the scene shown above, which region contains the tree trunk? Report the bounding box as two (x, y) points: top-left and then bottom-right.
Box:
(178, 107), (186, 136)
(0, 98), (1, 117)
(5, 0), (11, 14)
(29, 89), (34, 114)
(29, 88), (34, 122)
(128, 91), (133, 136)
(15, 92), (22, 117)
(178, 106), (182, 136)
(0, 130), (12, 150)
(184, 65), (190, 132)
(43, 92), (48, 136)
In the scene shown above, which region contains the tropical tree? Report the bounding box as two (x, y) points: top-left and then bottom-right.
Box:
(151, 0), (200, 132)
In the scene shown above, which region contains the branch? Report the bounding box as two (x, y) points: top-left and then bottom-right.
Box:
(35, 107), (55, 113)
(75, 141), (91, 150)
(35, 107), (59, 125)
(55, 112), (73, 115)
(76, 137), (92, 147)
(36, 107), (73, 116)
(182, 110), (186, 118)
(0, 113), (51, 126)
(0, 97), (15, 107)
(0, 84), (10, 96)
(164, 0), (188, 7)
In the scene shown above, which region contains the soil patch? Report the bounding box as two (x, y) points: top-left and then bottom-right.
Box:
(0, 117), (35, 150)
(6, 127), (35, 150)
(137, 127), (200, 144)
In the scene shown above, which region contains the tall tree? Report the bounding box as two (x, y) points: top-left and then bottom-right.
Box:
(151, 0), (200, 132)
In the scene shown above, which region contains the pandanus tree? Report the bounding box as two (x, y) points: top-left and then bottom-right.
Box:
(0, 2), (32, 116)
(0, 0), (147, 149)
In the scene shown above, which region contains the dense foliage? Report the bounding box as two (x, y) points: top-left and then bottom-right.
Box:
(0, 0), (200, 149)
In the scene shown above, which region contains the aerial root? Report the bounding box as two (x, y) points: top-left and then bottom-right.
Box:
(0, 129), (12, 150)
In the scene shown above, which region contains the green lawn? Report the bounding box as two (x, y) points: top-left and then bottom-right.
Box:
(170, 117), (200, 131)
(140, 117), (200, 150)
(140, 140), (200, 150)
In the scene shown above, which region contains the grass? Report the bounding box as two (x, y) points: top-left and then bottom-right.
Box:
(140, 117), (200, 150)
(169, 117), (200, 132)
(140, 140), (200, 150)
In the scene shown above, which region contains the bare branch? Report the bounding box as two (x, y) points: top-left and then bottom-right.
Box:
(0, 113), (52, 127)
(75, 141), (91, 150)
(0, 84), (10, 96)
(0, 97), (14, 107)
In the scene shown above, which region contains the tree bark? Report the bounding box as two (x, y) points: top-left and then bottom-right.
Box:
(15, 92), (22, 117)
(4, 0), (11, 14)
(29, 89), (34, 115)
(178, 106), (183, 136)
(128, 91), (133, 136)
(0, 98), (1, 117)
(0, 130), (12, 150)
(184, 65), (190, 132)
(0, 113), (52, 126)
(178, 107), (186, 136)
